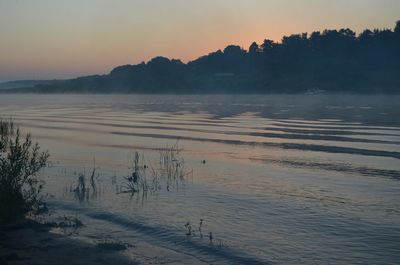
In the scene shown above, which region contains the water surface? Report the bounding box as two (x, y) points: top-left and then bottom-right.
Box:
(1, 94), (399, 264)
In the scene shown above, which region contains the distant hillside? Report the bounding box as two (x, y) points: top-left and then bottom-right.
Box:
(0, 80), (60, 90)
(7, 20), (400, 94)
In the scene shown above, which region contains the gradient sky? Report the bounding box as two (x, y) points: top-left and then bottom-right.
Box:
(0, 0), (399, 81)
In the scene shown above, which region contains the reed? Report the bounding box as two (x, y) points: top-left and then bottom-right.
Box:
(121, 142), (192, 196)
(70, 157), (101, 202)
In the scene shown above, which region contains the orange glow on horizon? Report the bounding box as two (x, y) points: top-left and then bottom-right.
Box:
(1, 0), (399, 81)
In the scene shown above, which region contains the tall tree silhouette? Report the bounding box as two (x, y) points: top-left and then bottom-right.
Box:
(20, 20), (400, 94)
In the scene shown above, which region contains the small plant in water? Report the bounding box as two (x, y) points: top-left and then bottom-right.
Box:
(123, 152), (141, 193)
(217, 239), (224, 249)
(96, 240), (132, 251)
(209, 232), (213, 245)
(198, 219), (204, 238)
(89, 158), (98, 192)
(57, 215), (83, 229)
(71, 159), (100, 202)
(75, 173), (86, 193)
(120, 142), (192, 197)
(72, 173), (89, 202)
(185, 221), (192, 236)
(36, 214), (84, 235)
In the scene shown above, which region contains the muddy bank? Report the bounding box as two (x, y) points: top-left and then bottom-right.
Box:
(0, 218), (207, 265)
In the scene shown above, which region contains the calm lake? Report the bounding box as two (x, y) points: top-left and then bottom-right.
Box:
(1, 94), (400, 264)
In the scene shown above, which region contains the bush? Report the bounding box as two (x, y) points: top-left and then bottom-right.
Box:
(0, 119), (49, 224)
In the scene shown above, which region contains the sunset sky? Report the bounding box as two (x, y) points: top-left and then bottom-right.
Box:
(0, 0), (399, 81)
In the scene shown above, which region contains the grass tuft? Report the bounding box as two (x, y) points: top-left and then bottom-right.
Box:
(96, 240), (133, 251)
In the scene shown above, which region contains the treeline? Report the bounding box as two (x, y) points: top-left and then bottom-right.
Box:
(17, 20), (400, 94)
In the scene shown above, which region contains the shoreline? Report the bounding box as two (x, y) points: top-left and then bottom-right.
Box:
(0, 216), (208, 265)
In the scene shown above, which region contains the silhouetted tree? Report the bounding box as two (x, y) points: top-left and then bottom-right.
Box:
(19, 20), (400, 94)
(394, 20), (400, 34)
(261, 39), (275, 53)
(248, 42), (260, 55)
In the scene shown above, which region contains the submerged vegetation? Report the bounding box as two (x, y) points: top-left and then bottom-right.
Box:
(96, 240), (133, 251)
(121, 143), (192, 195)
(0, 119), (49, 224)
(69, 159), (101, 202)
(66, 142), (192, 203)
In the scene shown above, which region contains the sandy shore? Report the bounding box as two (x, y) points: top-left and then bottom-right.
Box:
(0, 218), (208, 265)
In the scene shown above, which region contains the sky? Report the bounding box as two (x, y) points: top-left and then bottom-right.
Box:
(0, 0), (399, 82)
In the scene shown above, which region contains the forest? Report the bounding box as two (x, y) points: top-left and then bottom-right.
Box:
(11, 20), (400, 94)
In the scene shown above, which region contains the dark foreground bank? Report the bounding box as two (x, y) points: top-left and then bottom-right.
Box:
(0, 217), (209, 265)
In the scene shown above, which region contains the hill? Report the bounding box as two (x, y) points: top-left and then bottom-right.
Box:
(8, 20), (400, 94)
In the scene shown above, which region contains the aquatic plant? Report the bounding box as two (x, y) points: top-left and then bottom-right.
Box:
(43, 215), (84, 229)
(89, 159), (97, 192)
(32, 214), (84, 235)
(0, 118), (49, 224)
(123, 152), (141, 193)
(72, 173), (88, 202)
(157, 142), (191, 190)
(121, 142), (192, 196)
(198, 219), (204, 238)
(96, 240), (132, 251)
(71, 159), (100, 202)
(57, 215), (83, 229)
(75, 173), (86, 193)
(180, 219), (227, 249)
(185, 221), (192, 236)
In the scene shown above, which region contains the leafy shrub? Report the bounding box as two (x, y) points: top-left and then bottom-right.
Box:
(0, 119), (49, 224)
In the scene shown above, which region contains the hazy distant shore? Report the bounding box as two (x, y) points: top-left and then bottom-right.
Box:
(1, 20), (399, 94)
(1, 88), (399, 95)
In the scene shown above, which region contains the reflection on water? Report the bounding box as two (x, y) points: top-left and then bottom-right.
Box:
(1, 94), (400, 264)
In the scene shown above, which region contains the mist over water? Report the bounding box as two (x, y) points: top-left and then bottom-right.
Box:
(1, 94), (399, 264)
